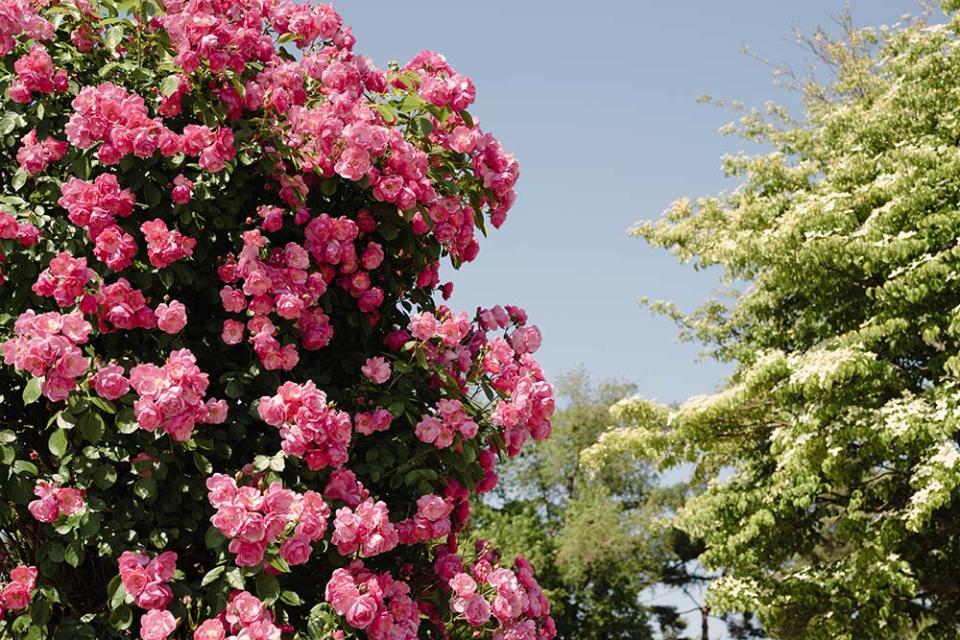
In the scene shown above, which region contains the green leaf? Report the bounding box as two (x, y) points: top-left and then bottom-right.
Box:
(134, 477), (157, 500)
(116, 409), (138, 434)
(159, 75), (180, 97)
(201, 565), (225, 587)
(280, 590), (304, 606)
(13, 460), (38, 476)
(104, 25), (124, 51)
(11, 169), (27, 192)
(205, 525), (226, 549)
(64, 540), (84, 568)
(225, 567), (245, 590)
(47, 542), (65, 563)
(412, 116), (434, 137)
(193, 452), (212, 474)
(109, 605), (133, 631)
(80, 412), (106, 443)
(256, 571), (280, 605)
(48, 428), (69, 457)
(0, 430), (16, 443)
(106, 575), (126, 611)
(23, 377), (42, 405)
(93, 464), (117, 489)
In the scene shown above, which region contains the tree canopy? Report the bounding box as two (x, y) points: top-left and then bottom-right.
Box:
(587, 4), (960, 638)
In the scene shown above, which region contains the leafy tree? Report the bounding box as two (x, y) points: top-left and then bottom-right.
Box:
(586, 4), (960, 638)
(473, 371), (710, 640)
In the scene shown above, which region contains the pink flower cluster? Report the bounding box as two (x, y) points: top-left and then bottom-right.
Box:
(0, 210), (39, 251)
(193, 591), (282, 640)
(0, 0), (52, 56)
(28, 480), (85, 523)
(439, 548), (554, 640)
(17, 129), (67, 175)
(2, 310), (92, 401)
(58, 173), (139, 271)
(129, 349), (227, 441)
(304, 213), (384, 318)
(8, 44), (67, 103)
(490, 375), (554, 457)
(323, 468), (369, 508)
(325, 560), (420, 639)
(218, 229), (328, 370)
(353, 408), (392, 436)
(32, 252), (95, 308)
(257, 380), (352, 470)
(65, 82), (236, 171)
(65, 82), (178, 165)
(0, 566), (37, 617)
(58, 174), (136, 239)
(93, 278), (157, 332)
(161, 0), (339, 75)
(408, 310), (470, 346)
(118, 550), (177, 611)
(331, 498), (398, 557)
(415, 399), (478, 449)
(207, 474), (330, 568)
(141, 219), (197, 269)
(397, 494), (453, 545)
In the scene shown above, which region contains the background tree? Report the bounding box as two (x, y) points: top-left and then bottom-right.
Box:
(586, 3), (960, 638)
(473, 370), (751, 640)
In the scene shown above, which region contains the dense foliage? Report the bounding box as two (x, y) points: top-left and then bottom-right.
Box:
(587, 5), (960, 639)
(473, 372), (698, 640)
(0, 1), (557, 639)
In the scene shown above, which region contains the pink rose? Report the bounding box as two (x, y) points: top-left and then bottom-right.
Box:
(228, 539), (266, 567)
(0, 583), (31, 611)
(91, 362), (130, 400)
(463, 592), (491, 626)
(334, 147), (371, 182)
(150, 551), (177, 582)
(415, 416), (442, 444)
(279, 536), (313, 566)
(155, 300), (187, 334)
(194, 619), (225, 640)
(221, 319), (245, 345)
(134, 582), (173, 610)
(231, 591), (264, 625)
(171, 174), (194, 205)
(449, 572), (477, 597)
(346, 593), (377, 629)
(140, 609), (176, 640)
(9, 567), (37, 591)
(121, 566), (151, 596)
(361, 356), (391, 385)
(28, 495), (59, 523)
(55, 487), (85, 515)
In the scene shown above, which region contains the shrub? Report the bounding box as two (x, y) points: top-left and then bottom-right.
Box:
(0, 1), (556, 638)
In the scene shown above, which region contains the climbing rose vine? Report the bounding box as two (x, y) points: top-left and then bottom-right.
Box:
(0, 1), (557, 639)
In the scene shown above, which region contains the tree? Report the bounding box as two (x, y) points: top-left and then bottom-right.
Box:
(0, 1), (556, 639)
(473, 371), (713, 640)
(586, 4), (960, 638)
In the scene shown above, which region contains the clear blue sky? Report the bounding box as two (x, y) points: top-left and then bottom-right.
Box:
(340, 0), (927, 406)
(337, 2), (928, 635)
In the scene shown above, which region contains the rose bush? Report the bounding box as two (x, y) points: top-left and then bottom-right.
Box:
(0, 1), (556, 638)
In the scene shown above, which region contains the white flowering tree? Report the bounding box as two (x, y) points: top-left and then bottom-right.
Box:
(586, 4), (960, 638)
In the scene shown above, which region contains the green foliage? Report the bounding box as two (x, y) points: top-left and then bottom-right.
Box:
(588, 7), (960, 639)
(472, 371), (693, 640)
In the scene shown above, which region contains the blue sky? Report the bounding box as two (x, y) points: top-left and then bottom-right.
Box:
(340, 0), (928, 407)
(337, 1), (930, 636)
